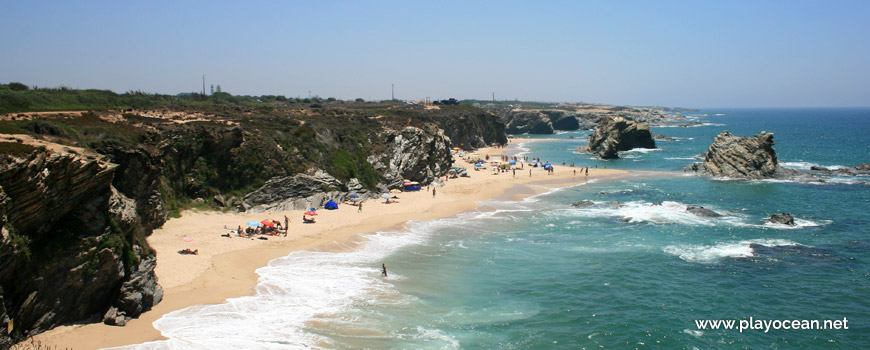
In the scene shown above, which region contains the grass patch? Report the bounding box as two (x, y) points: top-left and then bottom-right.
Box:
(0, 142), (38, 156)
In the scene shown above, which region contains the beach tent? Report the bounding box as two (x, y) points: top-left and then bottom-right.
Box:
(509, 160), (516, 165)
(403, 181), (421, 191)
(324, 200), (339, 210)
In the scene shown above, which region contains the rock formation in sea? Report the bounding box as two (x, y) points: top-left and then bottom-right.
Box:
(686, 205), (723, 218)
(580, 117), (656, 159)
(700, 131), (779, 179)
(764, 213), (795, 226)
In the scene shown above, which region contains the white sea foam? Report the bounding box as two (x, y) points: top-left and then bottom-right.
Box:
(682, 329), (705, 338)
(623, 148), (662, 154)
(665, 157), (699, 160)
(111, 218), (465, 350)
(762, 218), (831, 230)
(780, 161), (848, 171)
(663, 239), (799, 264)
(560, 200), (741, 226)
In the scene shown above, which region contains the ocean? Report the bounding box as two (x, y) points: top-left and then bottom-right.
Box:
(126, 108), (870, 349)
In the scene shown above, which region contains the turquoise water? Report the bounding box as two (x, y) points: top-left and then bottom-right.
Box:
(132, 109), (870, 349)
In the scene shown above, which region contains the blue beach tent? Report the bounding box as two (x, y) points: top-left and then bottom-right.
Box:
(324, 200), (339, 210)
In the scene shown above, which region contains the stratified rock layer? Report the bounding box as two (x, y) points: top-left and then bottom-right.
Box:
(703, 131), (777, 179)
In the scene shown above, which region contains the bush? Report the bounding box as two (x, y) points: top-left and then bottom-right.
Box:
(8, 82), (29, 91)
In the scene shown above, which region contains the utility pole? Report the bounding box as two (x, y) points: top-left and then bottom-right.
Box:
(202, 74), (206, 100)
(492, 92), (495, 102)
(391, 83), (395, 101)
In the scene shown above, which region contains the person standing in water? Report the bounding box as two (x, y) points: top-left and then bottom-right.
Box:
(382, 263), (388, 277)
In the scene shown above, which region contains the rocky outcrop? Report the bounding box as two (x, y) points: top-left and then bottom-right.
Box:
(0, 147), (159, 344)
(539, 111), (580, 131)
(244, 170), (345, 211)
(499, 110), (554, 134)
(581, 117), (656, 159)
(372, 125), (453, 189)
(570, 200), (595, 208)
(686, 205), (723, 218)
(702, 131), (778, 179)
(654, 134), (676, 141)
(435, 109), (507, 149)
(764, 213), (795, 226)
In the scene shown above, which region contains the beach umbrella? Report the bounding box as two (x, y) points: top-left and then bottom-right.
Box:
(260, 220), (275, 227)
(509, 160), (516, 165)
(349, 193), (360, 199)
(381, 193), (392, 199)
(304, 210), (318, 216)
(181, 237), (193, 242)
(246, 221), (262, 227)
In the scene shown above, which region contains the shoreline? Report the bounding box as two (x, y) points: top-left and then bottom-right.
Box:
(29, 142), (628, 350)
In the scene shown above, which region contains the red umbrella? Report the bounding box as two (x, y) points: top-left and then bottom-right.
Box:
(260, 220), (275, 227)
(304, 210), (318, 216)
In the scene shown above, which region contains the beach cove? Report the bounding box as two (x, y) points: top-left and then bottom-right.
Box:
(29, 140), (628, 349)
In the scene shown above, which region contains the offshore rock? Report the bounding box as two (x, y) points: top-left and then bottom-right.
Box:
(686, 205), (723, 218)
(702, 131), (778, 179)
(764, 213), (795, 226)
(581, 117), (656, 159)
(571, 200), (595, 208)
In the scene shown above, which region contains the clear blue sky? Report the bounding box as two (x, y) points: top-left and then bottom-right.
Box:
(2, 0), (869, 107)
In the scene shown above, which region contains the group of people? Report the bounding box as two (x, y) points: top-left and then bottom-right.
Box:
(236, 215), (291, 238)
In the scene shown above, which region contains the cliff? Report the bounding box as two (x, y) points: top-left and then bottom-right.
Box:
(499, 110), (554, 134)
(0, 141), (161, 345)
(0, 102), (507, 343)
(701, 131), (778, 179)
(581, 117), (656, 159)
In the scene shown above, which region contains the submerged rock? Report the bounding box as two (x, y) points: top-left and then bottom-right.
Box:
(570, 200), (595, 208)
(581, 117), (656, 159)
(764, 213), (795, 226)
(702, 131), (778, 179)
(654, 134), (676, 141)
(686, 205), (723, 218)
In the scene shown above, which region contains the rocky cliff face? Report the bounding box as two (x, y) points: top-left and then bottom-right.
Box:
(435, 109), (507, 148)
(0, 145), (160, 344)
(499, 110), (554, 134)
(372, 125), (453, 189)
(702, 131), (778, 179)
(581, 117), (656, 159)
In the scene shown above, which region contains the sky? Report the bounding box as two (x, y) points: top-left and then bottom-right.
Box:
(1, 0), (869, 108)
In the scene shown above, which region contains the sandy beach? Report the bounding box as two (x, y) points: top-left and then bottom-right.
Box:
(29, 142), (626, 350)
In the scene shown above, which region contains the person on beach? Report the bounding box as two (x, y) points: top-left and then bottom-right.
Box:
(433, 188), (436, 198)
(237, 225), (242, 237)
(358, 202), (363, 213)
(284, 215), (289, 236)
(585, 167), (589, 176)
(529, 169), (532, 177)
(382, 263), (388, 277)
